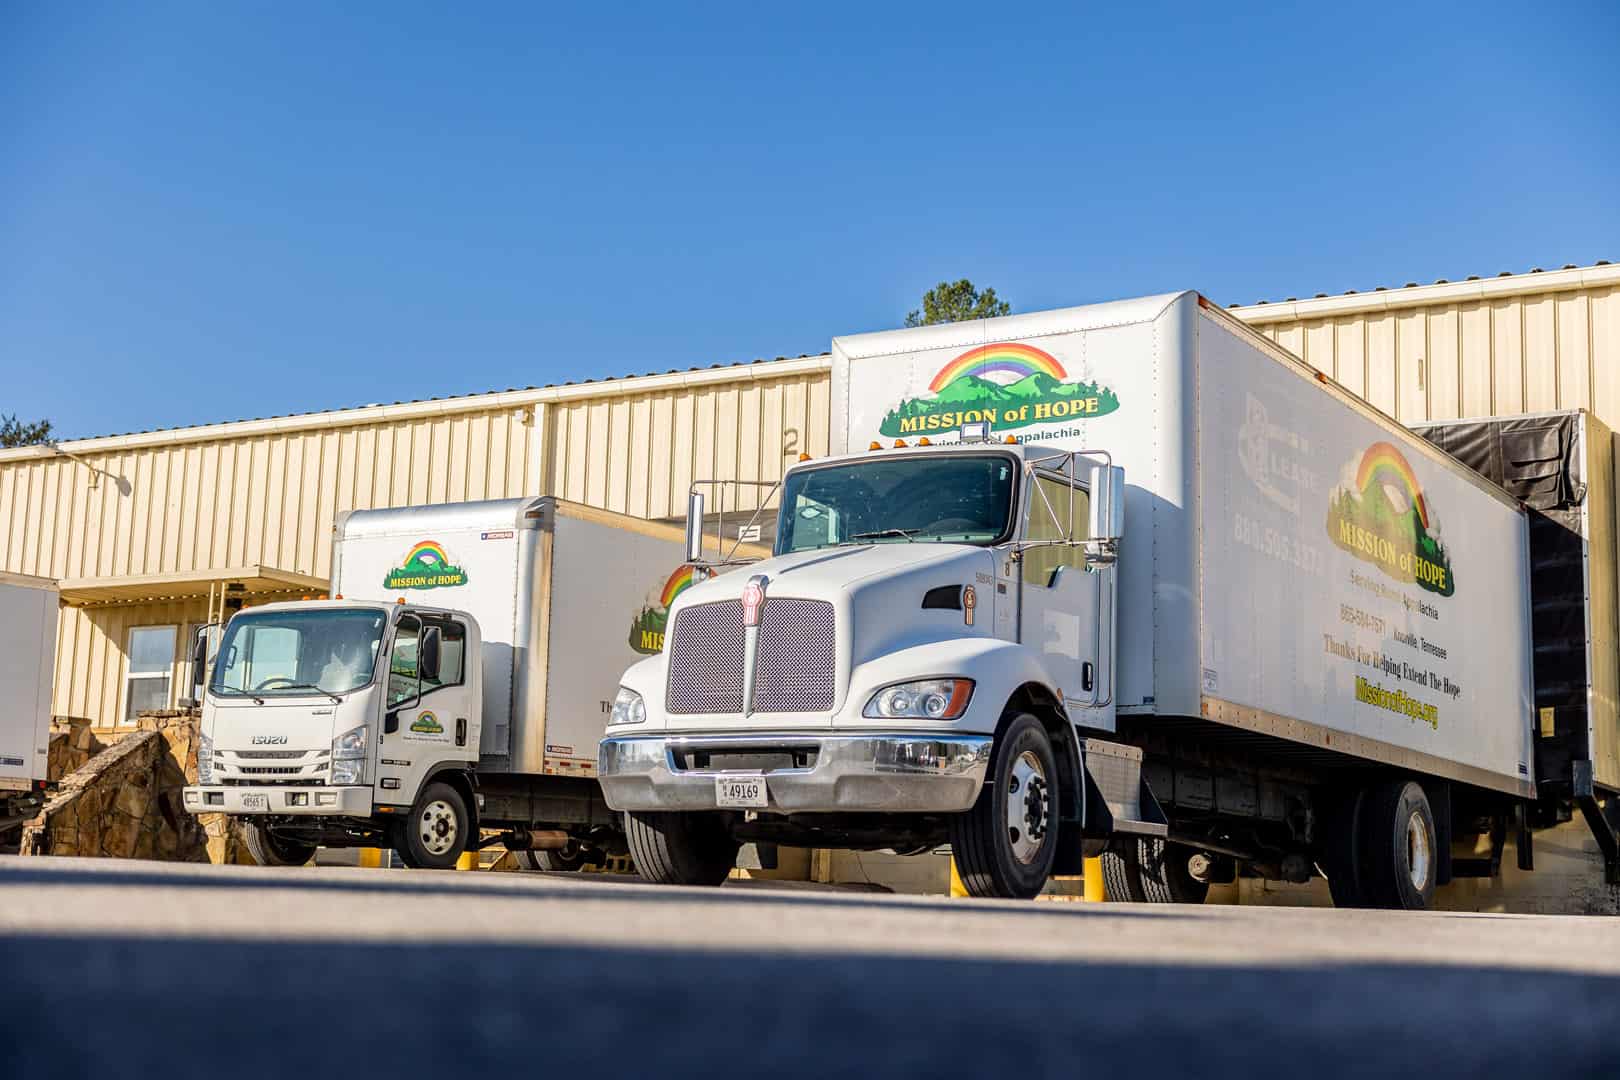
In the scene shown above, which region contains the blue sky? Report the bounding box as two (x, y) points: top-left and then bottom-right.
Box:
(4, 2), (1617, 440)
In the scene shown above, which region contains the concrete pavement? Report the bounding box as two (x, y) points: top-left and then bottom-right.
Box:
(4, 856), (1619, 1078)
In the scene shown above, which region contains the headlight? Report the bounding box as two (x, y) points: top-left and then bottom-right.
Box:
(332, 724), (369, 758)
(197, 733), (214, 784)
(330, 758), (367, 785)
(330, 725), (369, 785)
(862, 679), (974, 720)
(609, 687), (646, 726)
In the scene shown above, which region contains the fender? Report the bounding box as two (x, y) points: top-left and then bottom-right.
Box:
(844, 636), (1067, 735)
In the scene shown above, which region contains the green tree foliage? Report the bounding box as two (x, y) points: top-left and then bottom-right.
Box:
(905, 280), (1011, 327)
(0, 414), (53, 448)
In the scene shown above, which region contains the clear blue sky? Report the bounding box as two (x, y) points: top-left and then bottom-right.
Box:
(4, 2), (1617, 440)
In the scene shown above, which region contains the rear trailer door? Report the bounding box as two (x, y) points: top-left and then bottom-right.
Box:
(1194, 312), (1535, 797)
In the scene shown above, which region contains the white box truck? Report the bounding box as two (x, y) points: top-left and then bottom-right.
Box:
(601, 291), (1620, 904)
(183, 497), (707, 869)
(1, 572), (58, 846)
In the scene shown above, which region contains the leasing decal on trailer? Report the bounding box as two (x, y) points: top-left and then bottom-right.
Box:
(383, 540), (470, 590)
(1325, 442), (1456, 597)
(628, 565), (699, 654)
(879, 342), (1120, 437)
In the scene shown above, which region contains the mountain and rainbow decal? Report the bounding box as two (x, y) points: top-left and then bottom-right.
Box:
(384, 539), (469, 590)
(629, 565), (703, 654)
(879, 342), (1118, 437)
(1326, 442), (1454, 596)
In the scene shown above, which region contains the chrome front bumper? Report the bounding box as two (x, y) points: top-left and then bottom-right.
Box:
(182, 785), (374, 816)
(598, 731), (992, 814)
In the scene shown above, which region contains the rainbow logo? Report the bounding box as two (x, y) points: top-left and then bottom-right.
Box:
(880, 340), (1119, 438)
(1326, 443), (1454, 597)
(384, 539), (469, 591)
(659, 565), (697, 607)
(927, 343), (1068, 392)
(1354, 442), (1430, 528)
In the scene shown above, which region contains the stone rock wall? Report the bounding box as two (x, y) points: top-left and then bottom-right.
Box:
(47, 717), (104, 781)
(20, 711), (212, 862)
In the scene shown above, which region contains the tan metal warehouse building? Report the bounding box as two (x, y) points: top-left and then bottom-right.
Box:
(2, 261), (1617, 739)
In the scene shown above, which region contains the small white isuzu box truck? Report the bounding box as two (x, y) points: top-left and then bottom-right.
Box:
(601, 291), (1619, 904)
(183, 498), (699, 869)
(0, 571), (57, 844)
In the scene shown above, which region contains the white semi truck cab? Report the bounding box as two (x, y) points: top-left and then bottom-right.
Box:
(600, 435), (1164, 897)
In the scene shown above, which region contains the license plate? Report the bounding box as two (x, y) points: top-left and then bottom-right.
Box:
(240, 793), (269, 811)
(714, 775), (767, 809)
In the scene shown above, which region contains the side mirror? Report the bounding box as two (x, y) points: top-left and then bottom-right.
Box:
(181, 624), (214, 708)
(686, 490), (706, 563)
(420, 626), (442, 683)
(1085, 464), (1125, 567)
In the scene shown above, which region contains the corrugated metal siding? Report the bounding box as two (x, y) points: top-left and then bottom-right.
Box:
(1238, 284), (1620, 428)
(548, 372), (830, 518)
(54, 599), (208, 726)
(0, 408), (548, 584)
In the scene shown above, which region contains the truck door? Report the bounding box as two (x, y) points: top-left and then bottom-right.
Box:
(380, 612), (477, 805)
(1020, 472), (1114, 731)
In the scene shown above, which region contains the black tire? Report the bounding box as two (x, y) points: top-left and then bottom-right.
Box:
(244, 821), (317, 867)
(623, 811), (737, 886)
(395, 781), (471, 871)
(949, 713), (1060, 899)
(1321, 787), (1369, 908)
(1134, 838), (1210, 904)
(1098, 843), (1146, 902)
(1357, 779), (1437, 910)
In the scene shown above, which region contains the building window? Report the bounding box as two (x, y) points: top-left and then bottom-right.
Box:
(125, 625), (177, 724)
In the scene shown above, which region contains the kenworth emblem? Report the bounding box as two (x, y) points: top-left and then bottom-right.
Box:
(741, 575), (768, 628)
(251, 735), (289, 745)
(740, 574), (769, 714)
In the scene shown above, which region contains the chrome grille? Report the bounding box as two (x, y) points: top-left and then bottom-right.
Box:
(755, 599), (835, 712)
(236, 765), (303, 775)
(666, 597), (836, 714)
(667, 601), (746, 713)
(233, 750), (307, 760)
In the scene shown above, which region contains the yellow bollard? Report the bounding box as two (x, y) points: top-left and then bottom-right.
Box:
(1083, 855), (1105, 901)
(949, 857), (968, 897)
(358, 848), (382, 869)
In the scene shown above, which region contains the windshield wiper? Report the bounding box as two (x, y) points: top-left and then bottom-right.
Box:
(849, 528), (917, 543)
(276, 682), (344, 705)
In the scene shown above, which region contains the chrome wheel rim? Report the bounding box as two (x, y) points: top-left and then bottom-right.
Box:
(419, 799), (459, 857)
(1406, 811), (1431, 892)
(1005, 750), (1050, 865)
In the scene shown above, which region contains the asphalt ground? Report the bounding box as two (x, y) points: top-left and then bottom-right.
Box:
(4, 856), (1620, 1079)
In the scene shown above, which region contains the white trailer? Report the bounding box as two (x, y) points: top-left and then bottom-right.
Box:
(0, 572), (58, 843)
(601, 291), (1617, 904)
(184, 498), (702, 869)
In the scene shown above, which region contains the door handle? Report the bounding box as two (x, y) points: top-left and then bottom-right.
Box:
(1082, 662), (1095, 693)
(455, 717), (467, 747)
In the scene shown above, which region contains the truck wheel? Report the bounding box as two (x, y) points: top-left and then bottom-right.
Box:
(396, 781), (471, 871)
(244, 822), (317, 867)
(1357, 779), (1437, 910)
(1134, 838), (1210, 903)
(949, 713), (1059, 899)
(1321, 787), (1369, 908)
(623, 811), (737, 886)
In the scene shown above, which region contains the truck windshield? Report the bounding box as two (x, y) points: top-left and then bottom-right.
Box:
(776, 454), (1017, 553)
(210, 609), (387, 697)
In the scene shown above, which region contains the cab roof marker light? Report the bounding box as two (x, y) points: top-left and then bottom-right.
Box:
(894, 439), (908, 448)
(917, 437), (931, 446)
(798, 453), (812, 461)
(869, 441), (883, 451)
(1005, 435), (1017, 444)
